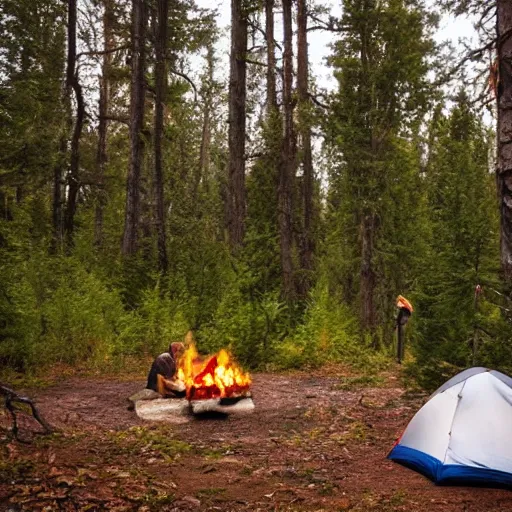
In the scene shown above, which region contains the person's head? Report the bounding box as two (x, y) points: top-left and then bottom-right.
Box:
(169, 342), (185, 360)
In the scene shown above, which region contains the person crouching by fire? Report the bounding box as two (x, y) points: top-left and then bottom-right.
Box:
(146, 342), (186, 398)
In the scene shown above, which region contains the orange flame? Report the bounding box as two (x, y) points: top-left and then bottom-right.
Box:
(177, 343), (251, 401)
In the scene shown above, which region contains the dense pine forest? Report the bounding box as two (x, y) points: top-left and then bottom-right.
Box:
(1, 0), (511, 389)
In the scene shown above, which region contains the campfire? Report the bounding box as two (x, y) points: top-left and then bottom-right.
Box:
(177, 343), (252, 402)
(133, 339), (255, 421)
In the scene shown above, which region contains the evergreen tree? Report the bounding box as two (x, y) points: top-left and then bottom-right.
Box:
(413, 93), (501, 387)
(326, 0), (436, 343)
(0, 0), (66, 207)
(1, 0), (510, 380)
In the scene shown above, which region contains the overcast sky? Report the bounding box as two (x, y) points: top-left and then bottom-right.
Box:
(194, 0), (479, 91)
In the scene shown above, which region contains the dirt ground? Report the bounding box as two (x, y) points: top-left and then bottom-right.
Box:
(1, 368), (512, 511)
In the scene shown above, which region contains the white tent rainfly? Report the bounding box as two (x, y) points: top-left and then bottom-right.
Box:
(388, 367), (512, 487)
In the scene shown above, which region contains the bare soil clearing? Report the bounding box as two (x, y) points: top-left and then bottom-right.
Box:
(1, 369), (511, 511)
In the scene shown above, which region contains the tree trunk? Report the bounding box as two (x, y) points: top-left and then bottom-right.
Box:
(358, 1), (377, 338)
(472, 288), (481, 365)
(94, 0), (114, 247)
(63, 0), (84, 246)
(297, 0), (314, 298)
(360, 212), (377, 335)
(265, 0), (277, 112)
(197, 100), (210, 195)
(279, 0), (296, 301)
(196, 45), (214, 199)
(497, 0), (512, 279)
(227, 0), (248, 252)
(52, 135), (67, 251)
(122, 0), (146, 256)
(154, 0), (169, 273)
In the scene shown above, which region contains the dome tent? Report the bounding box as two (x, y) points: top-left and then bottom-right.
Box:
(388, 367), (512, 487)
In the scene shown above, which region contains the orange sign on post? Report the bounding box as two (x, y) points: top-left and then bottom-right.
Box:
(396, 295), (413, 313)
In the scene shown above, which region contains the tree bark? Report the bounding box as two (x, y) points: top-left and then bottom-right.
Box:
(265, 0), (277, 112)
(358, 1), (377, 337)
(297, 0), (314, 298)
(196, 45), (214, 200)
(360, 212), (377, 334)
(52, 135), (67, 251)
(497, 0), (512, 279)
(197, 98), (211, 195)
(279, 0), (296, 301)
(154, 0), (169, 273)
(94, 0), (114, 247)
(63, 0), (84, 246)
(122, 0), (146, 256)
(227, 0), (248, 252)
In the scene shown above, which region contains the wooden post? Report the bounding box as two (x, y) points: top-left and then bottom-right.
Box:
(397, 321), (404, 364)
(472, 284), (482, 365)
(396, 306), (411, 364)
(395, 296), (413, 364)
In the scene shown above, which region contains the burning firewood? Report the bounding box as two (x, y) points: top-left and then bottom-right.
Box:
(0, 384), (52, 442)
(133, 340), (255, 420)
(177, 342), (254, 415)
(177, 344), (252, 401)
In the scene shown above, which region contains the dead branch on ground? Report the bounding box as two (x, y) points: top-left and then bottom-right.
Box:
(0, 384), (52, 442)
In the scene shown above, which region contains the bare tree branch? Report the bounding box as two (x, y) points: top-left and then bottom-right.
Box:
(169, 67), (198, 103)
(245, 151), (263, 161)
(98, 114), (129, 125)
(433, 39), (496, 87)
(244, 58), (267, 68)
(308, 92), (329, 109)
(247, 45), (265, 53)
(306, 13), (347, 33)
(77, 44), (130, 59)
(476, 2), (497, 29)
(247, 18), (283, 51)
(1, 384), (52, 442)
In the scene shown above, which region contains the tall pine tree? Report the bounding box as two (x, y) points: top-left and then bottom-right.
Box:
(414, 93), (500, 387)
(326, 0), (436, 343)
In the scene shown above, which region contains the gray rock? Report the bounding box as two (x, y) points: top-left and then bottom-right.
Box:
(129, 388), (162, 402)
(135, 398), (190, 423)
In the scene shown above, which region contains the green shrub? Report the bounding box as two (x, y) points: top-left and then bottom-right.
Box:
(274, 284), (391, 371)
(116, 284), (190, 357)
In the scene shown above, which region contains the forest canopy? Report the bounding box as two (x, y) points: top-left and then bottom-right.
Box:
(0, 0), (511, 390)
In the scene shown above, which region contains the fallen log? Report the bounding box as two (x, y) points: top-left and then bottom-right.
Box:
(189, 396), (255, 416)
(0, 384), (52, 441)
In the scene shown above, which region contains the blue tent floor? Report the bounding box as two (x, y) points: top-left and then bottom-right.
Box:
(389, 445), (512, 488)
